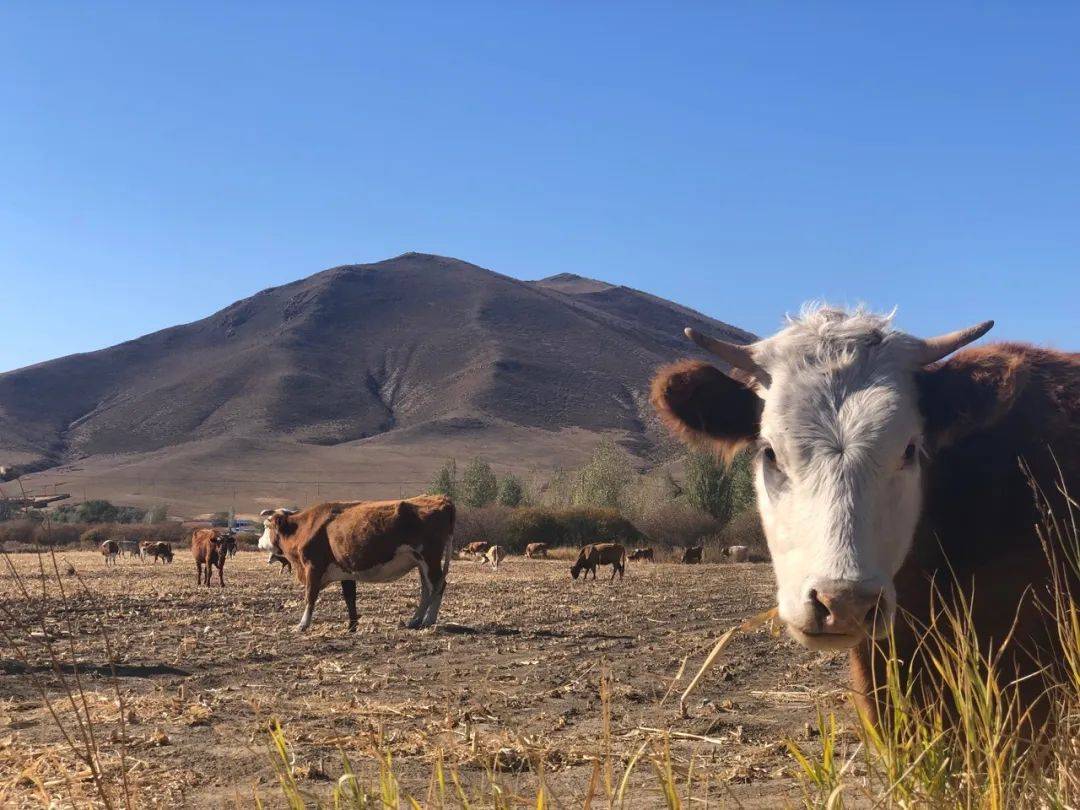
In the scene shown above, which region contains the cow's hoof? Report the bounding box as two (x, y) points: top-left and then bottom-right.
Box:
(404, 619), (423, 630)
(347, 623), (358, 633)
(295, 623), (310, 633)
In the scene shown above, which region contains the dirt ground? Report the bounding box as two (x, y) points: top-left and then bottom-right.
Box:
(0, 549), (855, 808)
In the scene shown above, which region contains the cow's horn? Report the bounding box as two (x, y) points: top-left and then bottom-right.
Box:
(259, 509), (275, 517)
(918, 320), (994, 365)
(684, 328), (764, 378)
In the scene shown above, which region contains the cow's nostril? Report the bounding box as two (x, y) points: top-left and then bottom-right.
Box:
(808, 588), (831, 624)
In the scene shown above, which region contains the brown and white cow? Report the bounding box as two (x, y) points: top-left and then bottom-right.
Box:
(191, 529), (229, 587)
(100, 540), (119, 565)
(484, 544), (506, 570)
(652, 305), (1079, 724)
(461, 541), (490, 558)
(680, 545), (703, 564)
(722, 545), (749, 563)
(524, 542), (549, 559)
(628, 547), (654, 562)
(144, 541), (173, 564)
(570, 543), (626, 581)
(259, 495), (455, 632)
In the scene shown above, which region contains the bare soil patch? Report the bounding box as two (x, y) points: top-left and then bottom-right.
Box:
(0, 550), (851, 807)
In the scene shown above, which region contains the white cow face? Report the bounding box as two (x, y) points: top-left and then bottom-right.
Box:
(258, 508), (297, 552)
(652, 307), (994, 650)
(754, 352), (923, 649)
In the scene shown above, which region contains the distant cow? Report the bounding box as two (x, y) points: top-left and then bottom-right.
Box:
(120, 540), (142, 559)
(628, 547), (654, 562)
(571, 543), (626, 581)
(144, 541), (174, 564)
(461, 541), (490, 558)
(524, 542), (549, 559)
(191, 529), (229, 587)
(222, 532), (238, 557)
(267, 552), (292, 573)
(259, 495), (455, 632)
(100, 540), (119, 565)
(484, 545), (506, 570)
(681, 545), (704, 564)
(722, 545), (749, 563)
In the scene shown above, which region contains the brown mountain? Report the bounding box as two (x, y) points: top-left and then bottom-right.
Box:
(0, 253), (752, 515)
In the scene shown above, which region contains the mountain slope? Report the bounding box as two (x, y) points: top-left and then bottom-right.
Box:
(0, 254), (751, 511)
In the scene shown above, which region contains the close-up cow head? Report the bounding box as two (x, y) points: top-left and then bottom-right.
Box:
(653, 307), (997, 651)
(258, 508), (299, 555)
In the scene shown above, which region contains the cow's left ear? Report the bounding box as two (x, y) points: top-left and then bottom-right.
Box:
(651, 360), (762, 461)
(916, 346), (1031, 450)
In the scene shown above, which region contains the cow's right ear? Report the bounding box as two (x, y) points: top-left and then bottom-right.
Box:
(650, 360), (762, 461)
(259, 509), (275, 518)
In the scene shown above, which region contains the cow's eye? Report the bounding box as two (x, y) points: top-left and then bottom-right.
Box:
(902, 442), (918, 465)
(762, 445), (778, 466)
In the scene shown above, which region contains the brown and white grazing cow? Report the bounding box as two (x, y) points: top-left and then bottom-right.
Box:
(484, 544), (506, 570)
(652, 305), (1079, 726)
(681, 545), (703, 564)
(570, 543), (626, 581)
(722, 545), (749, 563)
(524, 542), (549, 559)
(145, 541), (173, 564)
(628, 547), (654, 562)
(191, 529), (229, 587)
(259, 495), (455, 632)
(461, 541), (490, 558)
(100, 540), (119, 565)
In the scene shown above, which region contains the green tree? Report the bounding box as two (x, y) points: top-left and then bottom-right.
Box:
(461, 458), (498, 508)
(683, 450), (755, 525)
(429, 458), (459, 500)
(75, 499), (120, 524)
(572, 438), (634, 509)
(497, 474), (526, 507)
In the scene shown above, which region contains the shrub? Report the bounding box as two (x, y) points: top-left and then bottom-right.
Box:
(496, 474), (526, 507)
(461, 458), (498, 508)
(501, 507), (644, 552)
(707, 509), (767, 558)
(455, 505), (513, 545)
(571, 439), (634, 509)
(683, 450), (755, 525)
(52, 499), (147, 525)
(633, 502), (719, 548)
(428, 458), (459, 500)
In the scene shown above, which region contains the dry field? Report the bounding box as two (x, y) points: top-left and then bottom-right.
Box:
(0, 549), (852, 808)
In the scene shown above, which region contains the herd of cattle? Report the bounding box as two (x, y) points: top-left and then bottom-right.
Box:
(96, 509), (751, 633)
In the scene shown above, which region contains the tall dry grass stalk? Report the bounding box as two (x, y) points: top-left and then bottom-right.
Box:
(788, 468), (1080, 809)
(0, 543), (134, 808)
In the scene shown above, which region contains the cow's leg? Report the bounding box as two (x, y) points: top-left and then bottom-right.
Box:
(217, 561), (225, 588)
(297, 574), (320, 632)
(406, 562), (433, 630)
(196, 561), (202, 584)
(341, 580), (358, 632)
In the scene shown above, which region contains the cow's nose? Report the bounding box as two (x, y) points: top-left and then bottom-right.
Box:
(806, 581), (886, 637)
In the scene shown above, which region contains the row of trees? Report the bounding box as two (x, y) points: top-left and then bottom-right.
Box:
(429, 458), (526, 508)
(429, 439), (756, 538)
(47, 500), (169, 525)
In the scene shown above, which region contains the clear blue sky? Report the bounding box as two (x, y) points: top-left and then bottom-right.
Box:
(2, 3), (1078, 372)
